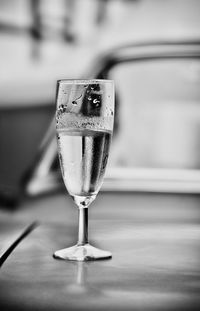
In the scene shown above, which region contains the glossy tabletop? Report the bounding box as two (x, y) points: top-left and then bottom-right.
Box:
(0, 192), (200, 310)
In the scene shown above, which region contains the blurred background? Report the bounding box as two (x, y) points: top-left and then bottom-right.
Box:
(0, 0), (200, 208)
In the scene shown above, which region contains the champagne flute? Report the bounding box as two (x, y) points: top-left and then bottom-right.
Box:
(54, 79), (114, 261)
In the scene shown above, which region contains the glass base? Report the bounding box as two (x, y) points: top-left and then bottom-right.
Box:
(53, 243), (112, 261)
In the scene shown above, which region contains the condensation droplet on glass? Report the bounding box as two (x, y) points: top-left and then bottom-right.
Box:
(93, 98), (100, 107)
(76, 94), (82, 101)
(72, 101), (77, 105)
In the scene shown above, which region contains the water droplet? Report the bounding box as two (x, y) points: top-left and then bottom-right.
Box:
(76, 94), (82, 101)
(93, 98), (100, 107)
(72, 101), (77, 105)
(88, 96), (92, 101)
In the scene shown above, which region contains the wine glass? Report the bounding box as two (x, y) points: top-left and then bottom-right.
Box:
(53, 79), (114, 261)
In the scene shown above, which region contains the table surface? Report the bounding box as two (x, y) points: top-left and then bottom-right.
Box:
(1, 192), (200, 310)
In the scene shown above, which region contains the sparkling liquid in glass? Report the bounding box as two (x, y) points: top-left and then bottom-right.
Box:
(57, 128), (112, 200)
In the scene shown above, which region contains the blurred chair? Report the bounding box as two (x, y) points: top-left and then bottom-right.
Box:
(23, 40), (200, 197)
(0, 104), (54, 207)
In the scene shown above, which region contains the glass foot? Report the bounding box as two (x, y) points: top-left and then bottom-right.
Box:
(53, 243), (112, 261)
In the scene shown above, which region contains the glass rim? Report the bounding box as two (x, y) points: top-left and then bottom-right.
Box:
(57, 79), (114, 84)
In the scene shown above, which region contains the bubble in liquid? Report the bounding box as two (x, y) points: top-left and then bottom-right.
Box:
(70, 161), (75, 168)
(102, 155), (108, 169)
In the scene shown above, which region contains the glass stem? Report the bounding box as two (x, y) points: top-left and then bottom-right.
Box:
(77, 207), (88, 246)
